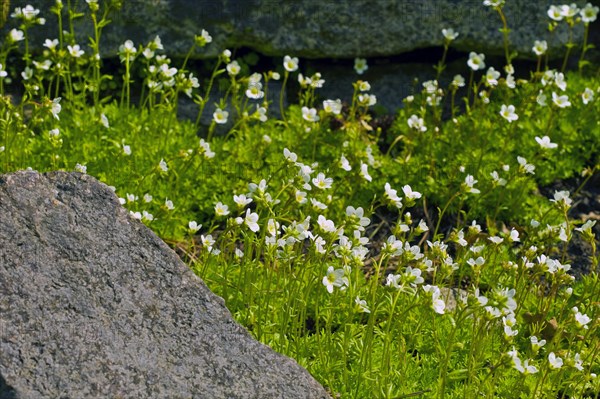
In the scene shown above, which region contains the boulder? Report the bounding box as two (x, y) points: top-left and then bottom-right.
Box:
(0, 170), (330, 399)
(16, 0), (593, 60)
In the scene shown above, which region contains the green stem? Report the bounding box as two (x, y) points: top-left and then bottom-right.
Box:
(579, 23), (591, 72)
(279, 71), (289, 125)
(496, 7), (511, 66)
(195, 58), (222, 130)
(561, 26), (574, 73)
(433, 192), (461, 239)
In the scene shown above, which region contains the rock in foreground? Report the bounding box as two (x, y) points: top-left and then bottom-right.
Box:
(0, 171), (330, 399)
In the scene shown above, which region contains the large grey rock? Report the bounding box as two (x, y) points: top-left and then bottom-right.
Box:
(0, 171), (330, 399)
(17, 0), (594, 60)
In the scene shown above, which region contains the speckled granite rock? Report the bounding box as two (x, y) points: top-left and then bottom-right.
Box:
(0, 170), (330, 399)
(17, 0), (591, 60)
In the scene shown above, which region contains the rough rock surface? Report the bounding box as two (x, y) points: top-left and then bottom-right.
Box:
(21, 0), (595, 60)
(0, 171), (330, 399)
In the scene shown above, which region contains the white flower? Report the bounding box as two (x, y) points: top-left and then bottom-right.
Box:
(195, 29), (212, 46)
(574, 308), (591, 329)
(358, 93), (377, 106)
(483, 0), (505, 6)
(532, 40), (547, 56)
(312, 173), (333, 189)
(244, 208), (260, 232)
(488, 236), (504, 244)
(354, 58), (368, 74)
(530, 336), (546, 351)
(384, 183), (403, 208)
(311, 198), (327, 210)
(43, 38), (59, 50)
(323, 99), (342, 114)
(254, 106), (268, 122)
(199, 138), (215, 158)
(226, 60), (241, 76)
(360, 162), (372, 182)
(463, 175), (480, 194)
(118, 40), (137, 62)
(402, 185), (422, 200)
(50, 97), (62, 120)
(295, 190), (307, 204)
(9, 29), (24, 42)
(21, 67), (33, 80)
(142, 48), (154, 59)
(122, 144), (131, 155)
(75, 163), (87, 173)
(451, 74), (465, 88)
(100, 113), (109, 128)
(407, 115), (427, 132)
(467, 52), (485, 71)
(508, 228), (520, 242)
(201, 234), (216, 252)
(442, 28), (459, 41)
(500, 104), (518, 122)
(12, 5), (41, 20)
(165, 198), (175, 210)
(49, 128), (60, 137)
(159, 63), (177, 78)
(582, 88), (594, 105)
(143, 193), (153, 203)
(548, 352), (563, 369)
(358, 81), (371, 91)
(417, 219), (429, 233)
(245, 82), (264, 100)
(561, 4), (579, 18)
(339, 155), (352, 171)
(68, 44), (84, 58)
(581, 3), (599, 23)
(517, 156), (535, 174)
(233, 194), (253, 207)
(302, 106), (320, 122)
(423, 285), (446, 314)
(552, 92), (571, 108)
(554, 72), (567, 91)
(283, 148), (298, 163)
(354, 296), (371, 313)
(467, 256), (486, 267)
(322, 266), (348, 293)
(537, 90), (547, 107)
(317, 215), (336, 233)
(573, 353), (584, 371)
(308, 72), (325, 89)
(215, 202), (230, 216)
(535, 135), (558, 149)
(213, 108), (229, 124)
(503, 314), (518, 337)
(485, 67), (500, 86)
(505, 74), (515, 89)
(158, 158), (168, 172)
(188, 221), (202, 233)
(283, 55), (299, 72)
(490, 171), (507, 186)
(548, 5), (564, 21)
(513, 357), (539, 375)
(266, 219), (280, 237)
(575, 220), (596, 235)
(142, 211), (154, 221)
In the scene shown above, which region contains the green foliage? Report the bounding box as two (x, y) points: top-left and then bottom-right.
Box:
(1, 1), (600, 398)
